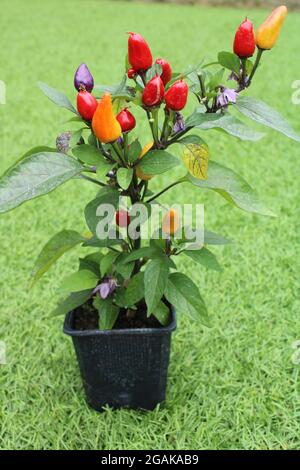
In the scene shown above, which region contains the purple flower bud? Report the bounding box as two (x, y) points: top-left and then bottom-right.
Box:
(74, 63), (94, 92)
(216, 87), (238, 109)
(117, 136), (124, 147)
(173, 112), (185, 134)
(93, 277), (117, 300)
(56, 131), (72, 153)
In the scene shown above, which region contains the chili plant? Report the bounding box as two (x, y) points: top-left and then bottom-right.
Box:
(0, 6), (295, 329)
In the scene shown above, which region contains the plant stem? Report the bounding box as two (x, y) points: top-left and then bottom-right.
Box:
(123, 133), (129, 161)
(146, 179), (184, 203)
(247, 48), (263, 87)
(198, 73), (210, 111)
(79, 174), (107, 187)
(111, 141), (126, 166)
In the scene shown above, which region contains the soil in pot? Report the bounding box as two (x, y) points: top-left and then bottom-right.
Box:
(73, 299), (165, 331)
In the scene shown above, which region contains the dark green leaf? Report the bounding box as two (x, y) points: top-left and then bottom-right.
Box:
(51, 289), (93, 316)
(79, 252), (103, 276)
(30, 230), (85, 287)
(138, 150), (180, 175)
(100, 251), (119, 277)
(144, 258), (169, 315)
(38, 81), (77, 114)
(123, 246), (163, 263)
(207, 68), (225, 91)
(0, 152), (83, 214)
(93, 297), (119, 330)
(152, 301), (170, 326)
(72, 145), (104, 166)
(114, 253), (134, 279)
(183, 247), (222, 271)
(165, 272), (209, 325)
(117, 167), (133, 190)
(128, 139), (142, 164)
(218, 51), (240, 75)
(177, 134), (207, 146)
(125, 272), (145, 306)
(61, 269), (99, 292)
(187, 161), (275, 217)
(84, 186), (120, 235)
(235, 96), (300, 143)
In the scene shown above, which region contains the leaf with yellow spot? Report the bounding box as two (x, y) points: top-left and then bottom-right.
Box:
(182, 143), (210, 180)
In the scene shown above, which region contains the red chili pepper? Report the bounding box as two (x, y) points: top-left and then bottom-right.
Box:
(77, 91), (98, 121)
(233, 18), (256, 58)
(164, 80), (188, 111)
(142, 75), (164, 107)
(116, 210), (130, 228)
(127, 68), (136, 79)
(128, 32), (152, 72)
(116, 108), (136, 133)
(155, 58), (172, 85)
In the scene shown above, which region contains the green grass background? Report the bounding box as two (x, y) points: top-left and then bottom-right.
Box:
(0, 0), (300, 450)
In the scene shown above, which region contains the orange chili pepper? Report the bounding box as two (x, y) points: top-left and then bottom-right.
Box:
(92, 93), (122, 143)
(136, 141), (154, 181)
(162, 209), (180, 236)
(255, 5), (288, 50)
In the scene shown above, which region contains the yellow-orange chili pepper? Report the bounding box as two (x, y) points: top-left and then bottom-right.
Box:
(136, 141), (154, 181)
(255, 5), (287, 50)
(92, 93), (121, 143)
(162, 209), (180, 236)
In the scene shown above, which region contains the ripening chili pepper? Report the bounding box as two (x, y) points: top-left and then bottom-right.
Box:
(128, 32), (152, 72)
(142, 75), (164, 107)
(164, 80), (188, 111)
(233, 18), (256, 58)
(162, 209), (180, 236)
(116, 108), (136, 133)
(92, 93), (122, 143)
(255, 6), (288, 50)
(127, 68), (136, 79)
(74, 63), (94, 92)
(116, 210), (130, 228)
(136, 141), (153, 181)
(77, 91), (98, 121)
(155, 58), (172, 86)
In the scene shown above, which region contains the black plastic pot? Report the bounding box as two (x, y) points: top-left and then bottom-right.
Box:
(63, 308), (176, 411)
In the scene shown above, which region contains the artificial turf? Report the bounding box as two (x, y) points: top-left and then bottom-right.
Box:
(0, 0), (300, 450)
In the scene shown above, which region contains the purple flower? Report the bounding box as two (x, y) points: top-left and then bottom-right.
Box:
(173, 112), (185, 133)
(93, 277), (117, 300)
(216, 87), (238, 109)
(74, 63), (94, 92)
(56, 131), (72, 153)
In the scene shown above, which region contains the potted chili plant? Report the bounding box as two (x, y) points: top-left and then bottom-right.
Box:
(0, 6), (295, 411)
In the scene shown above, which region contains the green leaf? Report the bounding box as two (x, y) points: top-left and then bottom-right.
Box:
(70, 129), (84, 148)
(0, 152), (83, 214)
(79, 252), (103, 276)
(165, 272), (209, 325)
(114, 287), (127, 308)
(61, 269), (99, 293)
(100, 251), (119, 277)
(187, 161), (275, 217)
(84, 186), (120, 235)
(234, 96), (300, 143)
(152, 301), (170, 326)
(94, 75), (134, 100)
(38, 82), (77, 114)
(96, 161), (115, 180)
(138, 150), (180, 176)
(144, 258), (169, 315)
(114, 253), (134, 279)
(93, 297), (119, 330)
(186, 109), (265, 141)
(204, 230), (231, 245)
(177, 134), (207, 146)
(207, 68), (225, 91)
(51, 289), (93, 316)
(125, 272), (145, 306)
(128, 139), (142, 164)
(30, 230), (85, 287)
(123, 246), (163, 263)
(218, 51), (241, 75)
(183, 247), (222, 272)
(117, 167), (133, 190)
(72, 144), (104, 166)
(22, 146), (58, 159)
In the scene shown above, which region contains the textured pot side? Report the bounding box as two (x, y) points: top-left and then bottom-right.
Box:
(63, 308), (176, 411)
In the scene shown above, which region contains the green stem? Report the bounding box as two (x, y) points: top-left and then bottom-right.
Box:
(123, 133), (129, 161)
(247, 48), (263, 87)
(146, 179), (184, 203)
(79, 174), (107, 187)
(111, 141), (126, 166)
